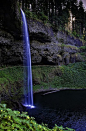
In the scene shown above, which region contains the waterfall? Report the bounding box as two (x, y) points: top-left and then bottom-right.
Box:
(21, 9), (34, 108)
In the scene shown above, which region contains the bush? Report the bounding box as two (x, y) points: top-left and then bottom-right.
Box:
(32, 62), (86, 90)
(0, 104), (74, 131)
(79, 45), (86, 51)
(25, 9), (48, 23)
(25, 10), (38, 20)
(38, 11), (48, 23)
(0, 66), (23, 100)
(72, 31), (79, 38)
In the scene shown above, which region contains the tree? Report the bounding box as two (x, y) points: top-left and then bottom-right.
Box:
(78, 0), (84, 36)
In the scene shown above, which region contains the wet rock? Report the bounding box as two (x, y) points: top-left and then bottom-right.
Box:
(0, 19), (84, 66)
(28, 19), (54, 43)
(57, 31), (83, 47)
(0, 0), (85, 65)
(0, 30), (23, 65)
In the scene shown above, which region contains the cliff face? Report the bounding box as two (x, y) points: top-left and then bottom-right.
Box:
(0, 30), (23, 65)
(0, 0), (85, 66)
(0, 18), (85, 66)
(28, 20), (84, 65)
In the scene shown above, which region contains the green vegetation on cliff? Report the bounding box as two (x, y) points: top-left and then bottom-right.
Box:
(0, 66), (23, 101)
(32, 62), (86, 91)
(0, 62), (86, 98)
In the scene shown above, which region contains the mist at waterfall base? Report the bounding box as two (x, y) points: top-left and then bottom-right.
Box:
(21, 9), (34, 108)
(24, 89), (86, 130)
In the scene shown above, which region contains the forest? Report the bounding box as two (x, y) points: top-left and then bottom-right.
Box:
(17, 0), (86, 39)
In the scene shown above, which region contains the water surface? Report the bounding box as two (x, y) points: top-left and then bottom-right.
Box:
(25, 89), (86, 131)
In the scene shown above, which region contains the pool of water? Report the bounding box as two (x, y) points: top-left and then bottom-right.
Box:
(24, 89), (86, 131)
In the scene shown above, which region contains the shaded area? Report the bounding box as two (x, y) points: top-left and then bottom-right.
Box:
(0, 0), (21, 39)
(25, 89), (86, 131)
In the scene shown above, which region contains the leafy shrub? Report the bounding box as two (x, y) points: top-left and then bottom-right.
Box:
(0, 66), (23, 100)
(72, 31), (79, 38)
(38, 11), (48, 23)
(0, 104), (74, 131)
(0, 62), (86, 95)
(25, 9), (48, 23)
(25, 10), (38, 20)
(32, 62), (86, 89)
(79, 45), (86, 51)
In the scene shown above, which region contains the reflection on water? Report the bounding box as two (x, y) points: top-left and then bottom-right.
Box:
(24, 89), (86, 131)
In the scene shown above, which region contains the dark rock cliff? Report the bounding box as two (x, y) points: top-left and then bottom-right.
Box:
(0, 19), (85, 66)
(0, 1), (85, 66)
(28, 20), (84, 65)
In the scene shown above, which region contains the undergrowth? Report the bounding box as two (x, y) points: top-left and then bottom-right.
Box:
(0, 66), (23, 100)
(0, 104), (74, 131)
(32, 62), (86, 91)
(25, 9), (48, 24)
(0, 62), (86, 94)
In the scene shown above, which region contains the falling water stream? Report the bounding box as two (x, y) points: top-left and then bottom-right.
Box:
(21, 9), (34, 108)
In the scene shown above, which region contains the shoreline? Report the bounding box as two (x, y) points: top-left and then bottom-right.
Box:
(33, 87), (86, 94)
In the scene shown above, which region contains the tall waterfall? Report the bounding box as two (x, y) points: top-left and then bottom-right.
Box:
(21, 9), (34, 108)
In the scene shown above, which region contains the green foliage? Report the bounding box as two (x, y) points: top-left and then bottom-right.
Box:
(58, 43), (78, 50)
(38, 11), (48, 23)
(32, 62), (86, 90)
(25, 9), (48, 23)
(0, 66), (23, 99)
(79, 45), (86, 50)
(19, 0), (86, 40)
(58, 62), (86, 88)
(72, 31), (79, 38)
(56, 9), (69, 31)
(80, 52), (86, 56)
(0, 62), (86, 96)
(0, 104), (74, 131)
(0, 66), (23, 83)
(25, 10), (38, 20)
